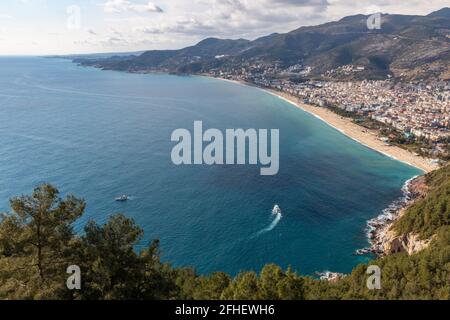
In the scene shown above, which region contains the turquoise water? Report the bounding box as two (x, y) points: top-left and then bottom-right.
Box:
(0, 57), (422, 276)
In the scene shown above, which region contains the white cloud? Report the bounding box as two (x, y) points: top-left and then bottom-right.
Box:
(95, 0), (449, 53)
(103, 0), (163, 14)
(0, 13), (14, 20)
(132, 0), (327, 40)
(2, 0), (448, 55)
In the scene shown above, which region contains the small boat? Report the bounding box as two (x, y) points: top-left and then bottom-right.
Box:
(115, 195), (129, 202)
(272, 204), (282, 216)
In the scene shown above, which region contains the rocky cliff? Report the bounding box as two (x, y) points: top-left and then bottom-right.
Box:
(382, 227), (433, 256)
(380, 176), (433, 256)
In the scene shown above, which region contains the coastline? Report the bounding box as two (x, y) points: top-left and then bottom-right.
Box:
(258, 84), (436, 258)
(72, 66), (436, 262)
(257, 83), (435, 258)
(269, 90), (439, 173)
(209, 76), (438, 173)
(356, 174), (424, 256)
(209, 76), (439, 260)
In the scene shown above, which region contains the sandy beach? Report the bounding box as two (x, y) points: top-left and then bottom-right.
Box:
(213, 77), (439, 173)
(267, 89), (440, 173)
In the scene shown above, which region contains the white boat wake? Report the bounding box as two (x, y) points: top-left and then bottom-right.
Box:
(256, 205), (283, 235)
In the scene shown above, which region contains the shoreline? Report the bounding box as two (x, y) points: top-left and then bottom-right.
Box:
(268, 90), (437, 173)
(77, 61), (439, 174)
(258, 83), (432, 258)
(356, 175), (423, 256)
(72, 66), (437, 261)
(209, 76), (438, 173)
(209, 76), (438, 259)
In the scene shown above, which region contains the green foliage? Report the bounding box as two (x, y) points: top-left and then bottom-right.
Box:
(218, 265), (304, 300)
(395, 165), (450, 239)
(300, 227), (450, 300)
(221, 271), (260, 300)
(0, 185), (176, 300)
(0, 183), (448, 300)
(75, 214), (171, 299)
(274, 268), (305, 300)
(0, 184), (85, 299)
(193, 272), (231, 300)
(342, 226), (450, 300)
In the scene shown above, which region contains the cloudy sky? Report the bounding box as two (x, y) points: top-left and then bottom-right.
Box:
(0, 0), (448, 55)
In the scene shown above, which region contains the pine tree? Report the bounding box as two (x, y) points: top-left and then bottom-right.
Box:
(0, 184), (85, 299)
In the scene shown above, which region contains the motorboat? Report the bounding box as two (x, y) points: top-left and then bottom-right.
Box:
(272, 204), (282, 216)
(115, 195), (129, 202)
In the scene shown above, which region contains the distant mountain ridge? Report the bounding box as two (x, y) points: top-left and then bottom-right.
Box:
(76, 8), (450, 81)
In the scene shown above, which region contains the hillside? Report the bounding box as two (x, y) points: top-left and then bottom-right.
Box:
(75, 8), (450, 81)
(395, 165), (450, 239)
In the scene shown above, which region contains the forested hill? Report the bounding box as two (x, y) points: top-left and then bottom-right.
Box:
(395, 165), (450, 239)
(75, 8), (450, 81)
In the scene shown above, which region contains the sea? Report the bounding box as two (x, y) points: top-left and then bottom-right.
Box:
(0, 57), (422, 275)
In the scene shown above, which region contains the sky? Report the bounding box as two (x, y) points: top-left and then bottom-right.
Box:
(0, 0), (449, 55)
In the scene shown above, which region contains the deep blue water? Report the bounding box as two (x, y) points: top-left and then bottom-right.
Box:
(0, 57), (422, 276)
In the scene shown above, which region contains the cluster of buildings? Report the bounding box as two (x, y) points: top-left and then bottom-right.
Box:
(282, 80), (449, 142)
(323, 64), (367, 77)
(207, 64), (450, 157)
(210, 67), (449, 136)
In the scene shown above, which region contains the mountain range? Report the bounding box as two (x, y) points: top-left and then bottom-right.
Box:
(75, 8), (450, 81)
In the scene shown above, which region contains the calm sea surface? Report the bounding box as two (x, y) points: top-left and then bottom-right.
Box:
(0, 57), (422, 275)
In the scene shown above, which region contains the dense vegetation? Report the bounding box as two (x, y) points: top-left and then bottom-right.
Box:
(0, 166), (449, 300)
(395, 165), (450, 239)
